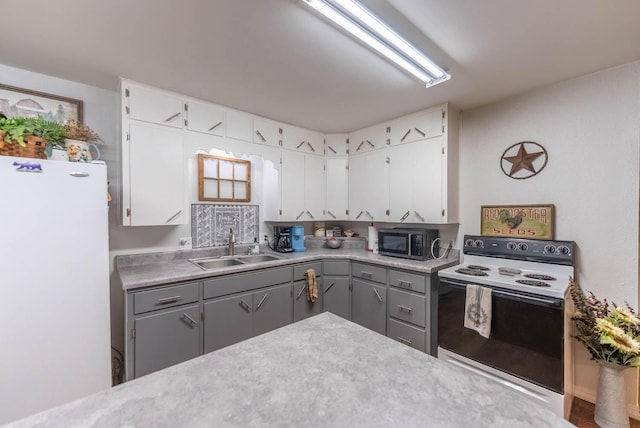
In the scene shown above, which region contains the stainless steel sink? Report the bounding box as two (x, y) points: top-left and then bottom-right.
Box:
(235, 254), (283, 263)
(190, 258), (246, 270)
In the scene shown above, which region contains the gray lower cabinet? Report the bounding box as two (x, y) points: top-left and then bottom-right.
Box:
(253, 283), (293, 336)
(203, 293), (253, 354)
(292, 262), (323, 322)
(323, 260), (350, 320)
(133, 304), (201, 379)
(351, 278), (386, 335)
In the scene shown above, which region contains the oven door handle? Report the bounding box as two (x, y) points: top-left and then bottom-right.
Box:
(440, 279), (563, 308)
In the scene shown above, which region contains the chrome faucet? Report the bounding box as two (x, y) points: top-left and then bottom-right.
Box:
(228, 228), (235, 256)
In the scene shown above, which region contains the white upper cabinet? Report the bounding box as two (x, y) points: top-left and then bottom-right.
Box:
(325, 134), (349, 156)
(325, 157), (348, 220)
(125, 85), (184, 128)
(349, 123), (388, 154)
(282, 124), (323, 154)
(348, 149), (388, 221)
(226, 110), (253, 142)
(185, 101), (225, 136)
(279, 150), (306, 220)
(304, 155), (326, 221)
(388, 106), (444, 145)
(253, 118), (282, 147)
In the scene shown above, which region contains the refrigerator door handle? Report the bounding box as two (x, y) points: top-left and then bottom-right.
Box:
(70, 172), (90, 178)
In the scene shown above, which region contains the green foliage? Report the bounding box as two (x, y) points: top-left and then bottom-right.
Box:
(0, 117), (33, 146)
(26, 118), (67, 146)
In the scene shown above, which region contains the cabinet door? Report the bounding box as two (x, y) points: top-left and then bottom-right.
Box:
(203, 293), (252, 354)
(348, 150), (388, 221)
(389, 108), (444, 145)
(281, 124), (306, 151)
(226, 110), (253, 142)
(133, 304), (200, 378)
(351, 279), (386, 335)
(293, 279), (323, 322)
(126, 85), (184, 128)
(304, 155), (325, 220)
(186, 101), (224, 136)
(253, 283), (292, 336)
(253, 118), (281, 147)
(127, 122), (185, 226)
(411, 137), (444, 223)
(387, 143), (414, 223)
(325, 134), (348, 156)
(280, 150), (305, 220)
(349, 123), (387, 154)
(322, 276), (350, 320)
(325, 157), (348, 220)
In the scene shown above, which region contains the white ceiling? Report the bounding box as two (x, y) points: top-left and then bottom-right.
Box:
(1, 0), (639, 133)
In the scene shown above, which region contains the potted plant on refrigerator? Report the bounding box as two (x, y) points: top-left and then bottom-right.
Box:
(63, 120), (101, 162)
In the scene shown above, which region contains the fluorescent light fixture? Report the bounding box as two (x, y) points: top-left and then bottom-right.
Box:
(303, 0), (450, 87)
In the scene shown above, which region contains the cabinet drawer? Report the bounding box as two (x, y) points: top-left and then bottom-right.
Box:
(323, 260), (349, 276)
(204, 266), (291, 299)
(388, 318), (426, 352)
(389, 270), (427, 294)
(388, 288), (426, 328)
(351, 262), (386, 284)
(293, 262), (322, 282)
(133, 282), (200, 315)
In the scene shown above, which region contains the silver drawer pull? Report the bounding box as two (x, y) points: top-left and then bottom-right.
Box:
(306, 210), (315, 219)
(364, 211), (373, 219)
(70, 172), (90, 178)
(414, 127), (425, 137)
(296, 284), (307, 300)
(398, 305), (413, 313)
(297, 141), (305, 149)
(401, 129), (411, 142)
(255, 294), (269, 311)
(327, 210), (336, 219)
(255, 130), (266, 142)
(397, 337), (412, 346)
(238, 300), (251, 313)
(164, 112), (181, 123)
(414, 211), (425, 222)
(158, 296), (180, 304)
(325, 281), (336, 293)
(306, 142), (316, 152)
(356, 141), (364, 151)
(366, 140), (374, 148)
(296, 210), (305, 220)
(328, 146), (337, 154)
(183, 313), (198, 326)
(360, 271), (373, 278)
(373, 288), (383, 303)
(397, 280), (412, 288)
(165, 210), (183, 224)
(208, 121), (222, 132)
(355, 211), (363, 220)
(400, 211), (410, 222)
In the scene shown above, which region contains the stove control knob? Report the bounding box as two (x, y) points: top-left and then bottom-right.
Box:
(544, 244), (556, 254)
(506, 242), (517, 250)
(474, 240), (484, 248)
(465, 239), (475, 247)
(558, 245), (571, 255)
(517, 243), (528, 251)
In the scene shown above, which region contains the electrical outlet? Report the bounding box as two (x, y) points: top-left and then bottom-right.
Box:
(179, 237), (192, 250)
(261, 233), (270, 244)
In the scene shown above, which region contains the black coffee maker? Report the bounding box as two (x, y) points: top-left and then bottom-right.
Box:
(274, 226), (293, 252)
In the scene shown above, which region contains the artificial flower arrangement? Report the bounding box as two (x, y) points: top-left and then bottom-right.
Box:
(569, 277), (640, 367)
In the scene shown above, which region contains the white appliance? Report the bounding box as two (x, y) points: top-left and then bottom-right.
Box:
(0, 158), (111, 424)
(437, 235), (575, 418)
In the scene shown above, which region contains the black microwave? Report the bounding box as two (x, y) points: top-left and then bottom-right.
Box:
(378, 228), (439, 260)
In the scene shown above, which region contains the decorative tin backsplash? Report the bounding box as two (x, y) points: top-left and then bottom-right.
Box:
(191, 204), (259, 248)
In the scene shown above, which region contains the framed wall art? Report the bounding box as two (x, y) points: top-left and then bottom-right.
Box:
(0, 83), (83, 124)
(480, 204), (554, 239)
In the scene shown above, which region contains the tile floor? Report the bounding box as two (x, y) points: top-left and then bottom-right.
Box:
(570, 398), (640, 427)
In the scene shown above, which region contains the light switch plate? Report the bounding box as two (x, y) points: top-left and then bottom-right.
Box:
(179, 237), (192, 250)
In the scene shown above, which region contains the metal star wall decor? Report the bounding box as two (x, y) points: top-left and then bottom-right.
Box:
(500, 141), (548, 179)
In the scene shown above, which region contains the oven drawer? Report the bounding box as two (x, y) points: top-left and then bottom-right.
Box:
(351, 262), (386, 284)
(388, 288), (426, 327)
(388, 270), (427, 294)
(134, 282), (200, 314)
(388, 318), (426, 352)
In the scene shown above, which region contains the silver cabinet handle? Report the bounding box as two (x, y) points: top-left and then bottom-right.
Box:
(238, 300), (251, 313)
(398, 305), (413, 313)
(306, 210), (315, 219)
(158, 296), (180, 304)
(373, 288), (383, 303)
(360, 271), (373, 278)
(397, 337), (412, 346)
(165, 210), (182, 224)
(297, 141), (305, 149)
(296, 210), (305, 220)
(255, 293), (268, 311)
(325, 281), (335, 293)
(397, 280), (412, 289)
(366, 140), (374, 148)
(414, 127), (425, 137)
(164, 112), (182, 123)
(356, 141), (364, 151)
(414, 211), (425, 222)
(401, 129), (411, 142)
(296, 284), (307, 300)
(306, 142), (316, 152)
(400, 211), (410, 222)
(70, 172), (89, 178)
(327, 210), (336, 219)
(183, 313), (198, 326)
(327, 146), (337, 154)
(208, 121), (222, 132)
(365, 211), (373, 219)
(255, 130), (266, 142)
(355, 211), (363, 220)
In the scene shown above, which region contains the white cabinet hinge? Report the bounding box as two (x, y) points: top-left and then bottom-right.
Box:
(442, 209), (445, 217)
(184, 104), (189, 111)
(386, 126), (391, 133)
(442, 109), (446, 119)
(126, 208), (131, 217)
(442, 147), (445, 154)
(442, 125), (445, 133)
(386, 157), (390, 164)
(126, 132), (130, 141)
(345, 209), (349, 215)
(130, 328), (136, 339)
(184, 119), (188, 127)
(279, 209), (282, 215)
(279, 157), (282, 165)
(125, 106), (130, 115)
(125, 88), (130, 97)
(346, 164), (349, 170)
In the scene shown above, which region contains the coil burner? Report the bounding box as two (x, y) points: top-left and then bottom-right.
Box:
(455, 268), (489, 276)
(516, 279), (551, 287)
(466, 265), (490, 271)
(524, 274), (556, 281)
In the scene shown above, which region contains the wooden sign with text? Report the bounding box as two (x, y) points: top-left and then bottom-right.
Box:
(480, 205), (554, 239)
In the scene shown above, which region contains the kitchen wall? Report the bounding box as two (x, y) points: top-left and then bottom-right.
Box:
(459, 60), (640, 414)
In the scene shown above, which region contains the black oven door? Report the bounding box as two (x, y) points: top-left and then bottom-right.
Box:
(437, 278), (564, 393)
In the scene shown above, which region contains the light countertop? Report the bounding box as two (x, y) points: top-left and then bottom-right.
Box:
(6, 313), (573, 428)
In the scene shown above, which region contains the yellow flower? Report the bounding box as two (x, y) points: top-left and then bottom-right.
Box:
(597, 318), (640, 354)
(612, 307), (640, 325)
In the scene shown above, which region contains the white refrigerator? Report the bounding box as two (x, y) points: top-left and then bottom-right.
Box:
(0, 157), (111, 424)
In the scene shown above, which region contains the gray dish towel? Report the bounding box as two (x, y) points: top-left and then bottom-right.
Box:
(464, 284), (492, 338)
